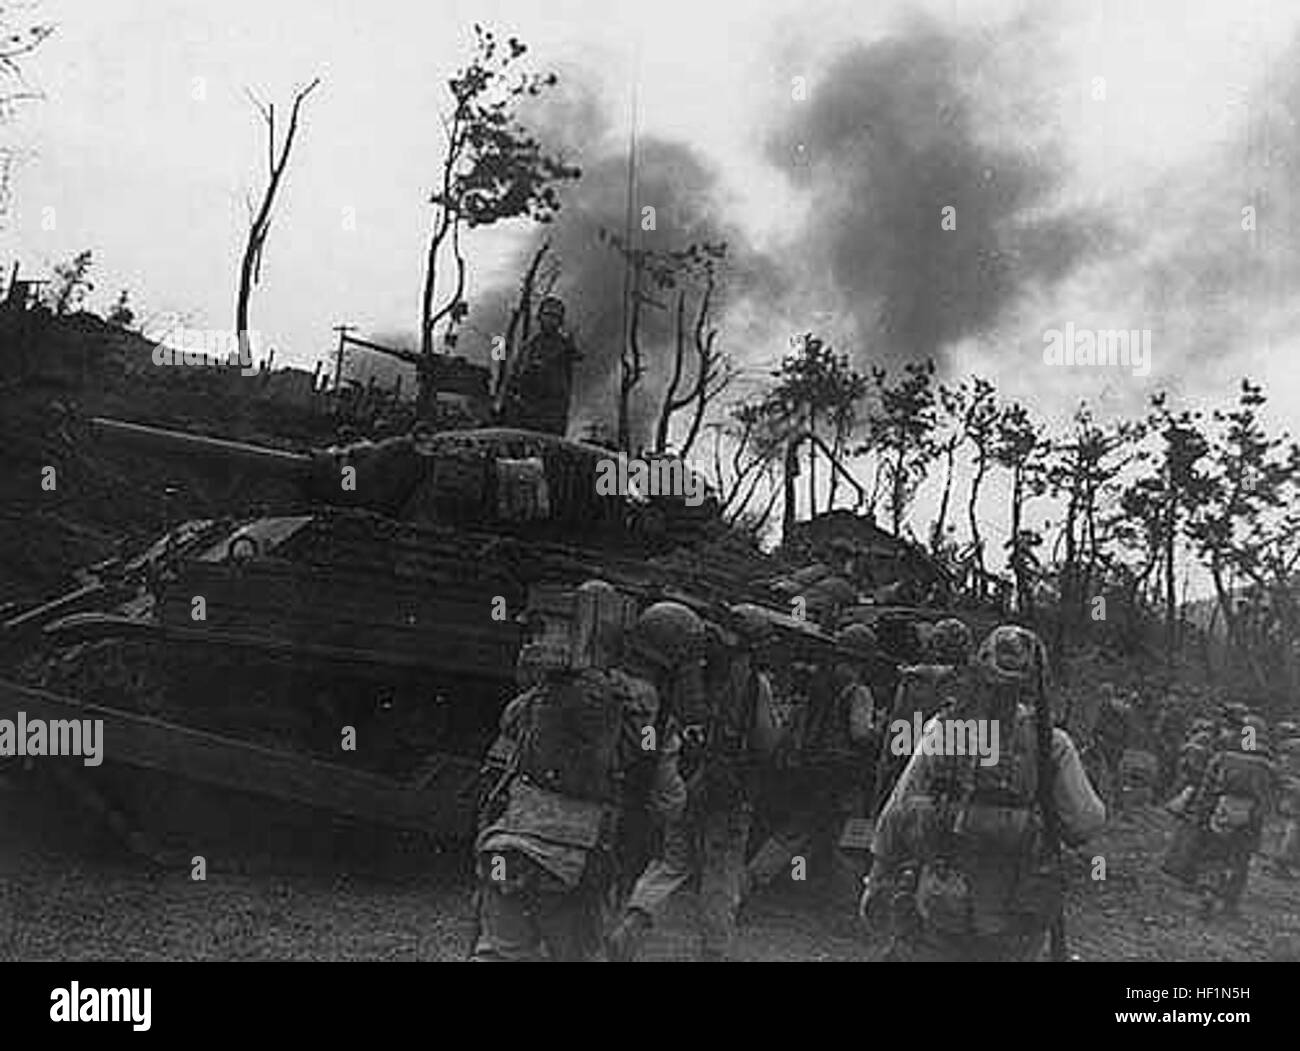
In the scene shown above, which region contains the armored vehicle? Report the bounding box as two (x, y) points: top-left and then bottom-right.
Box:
(0, 417), (793, 849)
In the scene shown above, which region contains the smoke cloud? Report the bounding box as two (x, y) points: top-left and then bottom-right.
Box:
(469, 71), (776, 444)
(763, 14), (1105, 371)
(466, 9), (1300, 441)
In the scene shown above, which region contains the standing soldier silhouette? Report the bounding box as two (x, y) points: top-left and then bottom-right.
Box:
(499, 296), (582, 437)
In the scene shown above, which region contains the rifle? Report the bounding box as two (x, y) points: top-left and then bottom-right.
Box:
(1032, 655), (1067, 961)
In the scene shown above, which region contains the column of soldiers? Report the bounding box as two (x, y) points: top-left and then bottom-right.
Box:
(471, 583), (783, 961)
(468, 583), (1121, 962)
(478, 300), (1297, 956)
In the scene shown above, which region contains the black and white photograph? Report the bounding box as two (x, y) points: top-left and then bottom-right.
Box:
(0, 0), (1297, 992)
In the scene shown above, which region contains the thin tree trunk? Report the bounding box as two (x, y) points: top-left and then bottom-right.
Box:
(968, 452), (988, 583)
(783, 436), (801, 542)
(1164, 481), (1177, 665)
(931, 441), (956, 555)
(807, 405), (817, 518)
(655, 289), (688, 452)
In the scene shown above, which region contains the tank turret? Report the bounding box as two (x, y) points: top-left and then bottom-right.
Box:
(88, 416), (722, 544)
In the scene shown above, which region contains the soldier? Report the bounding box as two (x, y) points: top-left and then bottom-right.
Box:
(744, 624), (880, 907)
(608, 606), (781, 961)
(861, 625), (1105, 962)
(498, 296), (582, 437)
(1152, 696), (1190, 797)
(1164, 719), (1216, 813)
(470, 580), (660, 961)
(1178, 714), (1278, 918)
(1091, 689), (1134, 812)
(872, 617), (974, 814)
(1268, 732), (1300, 879)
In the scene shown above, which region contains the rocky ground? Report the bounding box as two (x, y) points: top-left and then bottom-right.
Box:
(2, 767), (1297, 962)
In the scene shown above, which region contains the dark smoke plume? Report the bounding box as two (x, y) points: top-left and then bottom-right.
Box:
(469, 72), (774, 442)
(764, 18), (1103, 370)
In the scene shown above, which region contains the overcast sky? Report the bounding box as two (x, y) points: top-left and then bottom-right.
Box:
(6, 0), (1300, 533)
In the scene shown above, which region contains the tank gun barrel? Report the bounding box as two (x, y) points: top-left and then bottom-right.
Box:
(88, 417), (314, 480)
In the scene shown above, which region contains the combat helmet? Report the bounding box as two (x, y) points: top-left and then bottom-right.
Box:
(628, 601), (705, 672)
(929, 618), (973, 665)
(975, 625), (1047, 685)
(836, 623), (878, 660)
(728, 603), (778, 645)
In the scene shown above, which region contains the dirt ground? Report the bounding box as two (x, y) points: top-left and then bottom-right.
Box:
(2, 767), (1298, 962)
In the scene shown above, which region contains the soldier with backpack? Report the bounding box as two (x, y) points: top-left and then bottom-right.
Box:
(1268, 732), (1300, 880)
(1178, 714), (1278, 918)
(872, 618), (974, 815)
(607, 605), (782, 961)
(470, 582), (670, 961)
(860, 625), (1105, 962)
(1163, 719), (1216, 815)
(1090, 690), (1133, 812)
(743, 624), (881, 908)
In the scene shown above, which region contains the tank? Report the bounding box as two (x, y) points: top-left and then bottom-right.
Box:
(0, 417), (792, 846)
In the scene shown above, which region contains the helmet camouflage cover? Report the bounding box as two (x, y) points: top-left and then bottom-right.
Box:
(928, 618), (973, 665)
(975, 625), (1047, 685)
(728, 603), (779, 645)
(628, 601), (705, 672)
(836, 623), (878, 659)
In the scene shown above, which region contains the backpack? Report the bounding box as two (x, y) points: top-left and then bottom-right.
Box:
(892, 664), (964, 725)
(1204, 750), (1271, 836)
(696, 663), (765, 809)
(913, 706), (1059, 938)
(516, 668), (627, 804)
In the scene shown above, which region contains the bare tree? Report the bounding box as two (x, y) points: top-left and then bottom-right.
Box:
(598, 232), (678, 452)
(707, 402), (789, 526)
(654, 242), (734, 457)
(963, 378), (999, 592)
(493, 240), (551, 407)
(236, 77), (321, 367)
(930, 378), (979, 556)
